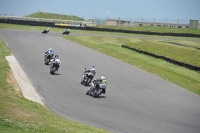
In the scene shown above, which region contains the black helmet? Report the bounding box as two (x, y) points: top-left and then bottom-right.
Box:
(55, 55), (59, 59)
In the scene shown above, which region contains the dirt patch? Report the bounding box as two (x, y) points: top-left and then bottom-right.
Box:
(6, 70), (22, 96)
(10, 109), (39, 118)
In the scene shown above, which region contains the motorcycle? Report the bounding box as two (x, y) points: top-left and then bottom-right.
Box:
(50, 59), (60, 75)
(81, 68), (95, 86)
(42, 28), (50, 34)
(44, 54), (53, 65)
(62, 29), (70, 35)
(86, 80), (107, 98)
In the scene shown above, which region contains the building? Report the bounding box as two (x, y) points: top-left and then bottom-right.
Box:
(132, 22), (190, 28)
(106, 19), (130, 26)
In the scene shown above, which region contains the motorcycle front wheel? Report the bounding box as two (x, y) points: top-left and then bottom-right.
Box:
(50, 66), (56, 75)
(45, 58), (50, 65)
(86, 90), (90, 95)
(93, 89), (101, 98)
(86, 78), (91, 86)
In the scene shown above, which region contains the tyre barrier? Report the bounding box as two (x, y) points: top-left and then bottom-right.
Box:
(122, 45), (200, 72)
(0, 19), (55, 27)
(0, 19), (200, 37)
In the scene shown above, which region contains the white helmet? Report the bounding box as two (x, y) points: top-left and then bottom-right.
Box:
(101, 76), (105, 80)
(49, 48), (52, 51)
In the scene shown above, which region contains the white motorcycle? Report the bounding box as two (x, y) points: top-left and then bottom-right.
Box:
(50, 58), (61, 75)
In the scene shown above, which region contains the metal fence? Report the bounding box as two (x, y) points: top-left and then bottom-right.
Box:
(94, 17), (197, 26)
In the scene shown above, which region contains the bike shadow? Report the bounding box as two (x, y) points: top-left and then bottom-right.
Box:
(51, 73), (60, 75)
(92, 95), (106, 99)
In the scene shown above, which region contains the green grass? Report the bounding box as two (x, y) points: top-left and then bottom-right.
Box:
(0, 23), (140, 35)
(63, 36), (200, 95)
(124, 39), (200, 67)
(0, 38), (109, 133)
(96, 25), (200, 35)
(26, 12), (85, 21)
(1, 23), (200, 39)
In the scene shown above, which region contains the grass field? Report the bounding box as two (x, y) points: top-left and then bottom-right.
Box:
(96, 25), (200, 35)
(0, 23), (141, 35)
(63, 36), (200, 96)
(0, 39), (109, 133)
(26, 12), (85, 21)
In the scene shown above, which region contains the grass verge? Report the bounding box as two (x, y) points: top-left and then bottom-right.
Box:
(0, 38), (109, 133)
(63, 36), (200, 95)
(124, 39), (200, 67)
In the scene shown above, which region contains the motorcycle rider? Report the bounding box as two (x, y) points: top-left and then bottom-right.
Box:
(46, 27), (50, 32)
(50, 55), (61, 69)
(92, 76), (107, 93)
(44, 48), (54, 61)
(84, 66), (96, 75)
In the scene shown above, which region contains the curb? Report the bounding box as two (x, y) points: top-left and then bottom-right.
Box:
(6, 56), (44, 105)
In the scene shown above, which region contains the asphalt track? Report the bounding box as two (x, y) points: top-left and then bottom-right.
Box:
(1, 29), (200, 133)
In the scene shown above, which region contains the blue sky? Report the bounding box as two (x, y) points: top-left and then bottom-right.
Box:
(0, 0), (199, 23)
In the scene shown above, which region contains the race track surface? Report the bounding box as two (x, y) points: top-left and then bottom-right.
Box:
(1, 29), (200, 133)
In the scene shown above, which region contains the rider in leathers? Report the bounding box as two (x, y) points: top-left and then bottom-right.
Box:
(92, 76), (106, 94)
(44, 48), (54, 61)
(84, 66), (96, 76)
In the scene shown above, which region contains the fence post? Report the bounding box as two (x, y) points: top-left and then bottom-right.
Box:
(119, 17), (120, 26)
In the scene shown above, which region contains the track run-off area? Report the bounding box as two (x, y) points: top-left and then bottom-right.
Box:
(0, 29), (200, 133)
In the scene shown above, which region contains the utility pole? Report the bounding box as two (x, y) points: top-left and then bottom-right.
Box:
(177, 18), (179, 28)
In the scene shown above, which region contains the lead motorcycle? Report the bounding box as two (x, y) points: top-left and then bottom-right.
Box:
(42, 28), (50, 34)
(50, 58), (61, 75)
(86, 79), (107, 98)
(80, 68), (95, 86)
(62, 29), (70, 35)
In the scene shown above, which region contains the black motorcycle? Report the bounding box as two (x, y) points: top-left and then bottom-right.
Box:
(81, 69), (95, 86)
(62, 29), (70, 35)
(50, 60), (60, 75)
(42, 28), (50, 34)
(86, 80), (106, 98)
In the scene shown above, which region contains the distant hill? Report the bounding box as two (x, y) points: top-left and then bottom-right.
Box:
(26, 12), (85, 21)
